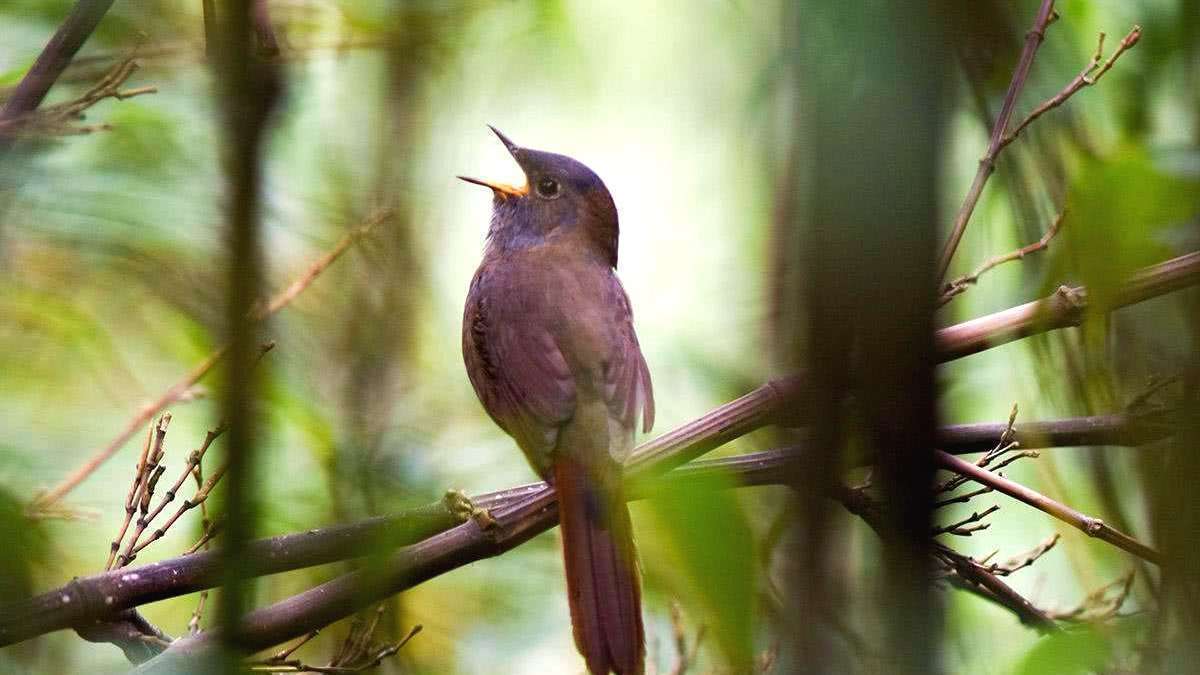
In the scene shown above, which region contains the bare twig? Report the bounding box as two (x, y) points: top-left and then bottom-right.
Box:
(105, 422), (160, 570)
(1000, 26), (1143, 150)
(1049, 570), (1136, 621)
(990, 533), (1061, 576)
(183, 519), (224, 556)
(835, 482), (1059, 633)
(187, 592), (208, 636)
(260, 211), (391, 317)
(32, 212), (390, 509)
(933, 485), (994, 509)
(989, 450), (1041, 474)
(937, 404), (1025, 494)
(0, 38), (388, 102)
(667, 601), (705, 675)
(250, 622), (420, 674)
(936, 0), (1058, 282)
(936, 251), (1200, 360)
(933, 504), (1000, 537)
(941, 211), (1066, 305)
(184, 423), (223, 634)
(0, 58), (157, 136)
(935, 450), (1161, 563)
(935, 544), (1059, 633)
(124, 461), (228, 565)
(113, 416), (173, 568)
(116, 422), (229, 566)
(265, 630), (319, 663)
(0, 0), (116, 124)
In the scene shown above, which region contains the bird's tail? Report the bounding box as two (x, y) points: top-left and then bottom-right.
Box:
(555, 457), (644, 675)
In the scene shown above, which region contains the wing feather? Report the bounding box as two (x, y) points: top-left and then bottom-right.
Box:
(463, 261), (654, 473)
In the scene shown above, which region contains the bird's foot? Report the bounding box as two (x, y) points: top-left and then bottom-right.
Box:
(442, 489), (498, 531)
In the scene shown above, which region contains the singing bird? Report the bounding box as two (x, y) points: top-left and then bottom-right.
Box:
(460, 127), (654, 675)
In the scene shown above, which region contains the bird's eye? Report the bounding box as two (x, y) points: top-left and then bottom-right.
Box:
(535, 178), (560, 199)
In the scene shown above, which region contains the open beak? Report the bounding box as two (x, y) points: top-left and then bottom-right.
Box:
(457, 125), (529, 199)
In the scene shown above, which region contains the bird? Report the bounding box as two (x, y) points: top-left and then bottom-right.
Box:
(459, 126), (655, 675)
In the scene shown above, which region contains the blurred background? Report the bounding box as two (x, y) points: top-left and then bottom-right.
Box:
(0, 1), (1197, 673)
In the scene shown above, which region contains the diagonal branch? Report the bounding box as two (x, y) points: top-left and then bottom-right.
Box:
(0, 0), (116, 124)
(940, 210), (1065, 305)
(935, 0), (1058, 282)
(30, 210), (392, 510)
(999, 26), (1143, 151)
(936, 250), (1200, 360)
(934, 450), (1161, 563)
(935, 544), (1059, 633)
(832, 485), (1058, 632)
(0, 58), (157, 136)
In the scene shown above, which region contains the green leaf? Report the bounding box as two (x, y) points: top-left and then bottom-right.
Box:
(87, 104), (181, 173)
(0, 486), (46, 605)
(642, 472), (757, 669)
(1052, 146), (1200, 314)
(1016, 626), (1112, 675)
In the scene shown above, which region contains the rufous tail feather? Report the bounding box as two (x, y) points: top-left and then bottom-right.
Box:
(555, 459), (644, 675)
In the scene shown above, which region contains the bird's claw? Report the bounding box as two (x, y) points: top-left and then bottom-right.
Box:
(443, 489), (498, 531)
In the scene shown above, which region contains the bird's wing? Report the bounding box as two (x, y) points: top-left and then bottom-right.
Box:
(463, 267), (576, 470)
(601, 273), (655, 435)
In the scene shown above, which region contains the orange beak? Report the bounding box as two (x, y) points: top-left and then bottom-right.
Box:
(458, 125), (529, 199)
(456, 175), (528, 199)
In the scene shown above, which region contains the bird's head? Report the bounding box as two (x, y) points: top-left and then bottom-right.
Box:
(459, 126), (619, 267)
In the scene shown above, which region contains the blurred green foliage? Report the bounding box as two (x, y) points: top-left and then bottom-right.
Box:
(0, 0), (1197, 673)
(644, 472), (757, 669)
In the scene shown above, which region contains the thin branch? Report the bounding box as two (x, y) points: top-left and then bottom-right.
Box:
(989, 449), (1041, 474)
(183, 518), (223, 556)
(940, 210), (1065, 305)
(1049, 570), (1136, 621)
(934, 450), (1161, 564)
(935, 544), (1059, 633)
(937, 403), (1026, 494)
(105, 421), (160, 570)
(31, 211), (391, 509)
(113, 414), (173, 567)
(116, 421), (230, 567)
(128, 461), (228, 562)
(0, 58), (157, 136)
(249, 624), (420, 673)
(667, 601), (705, 675)
(0, 38), (388, 102)
(1000, 26), (1143, 151)
(260, 211), (390, 317)
(990, 533), (1061, 576)
(933, 485), (993, 509)
(188, 592), (208, 636)
(936, 0), (1058, 282)
(267, 630), (319, 663)
(0, 0), (116, 124)
(932, 504), (1000, 537)
(832, 483), (1059, 632)
(936, 251), (1200, 360)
